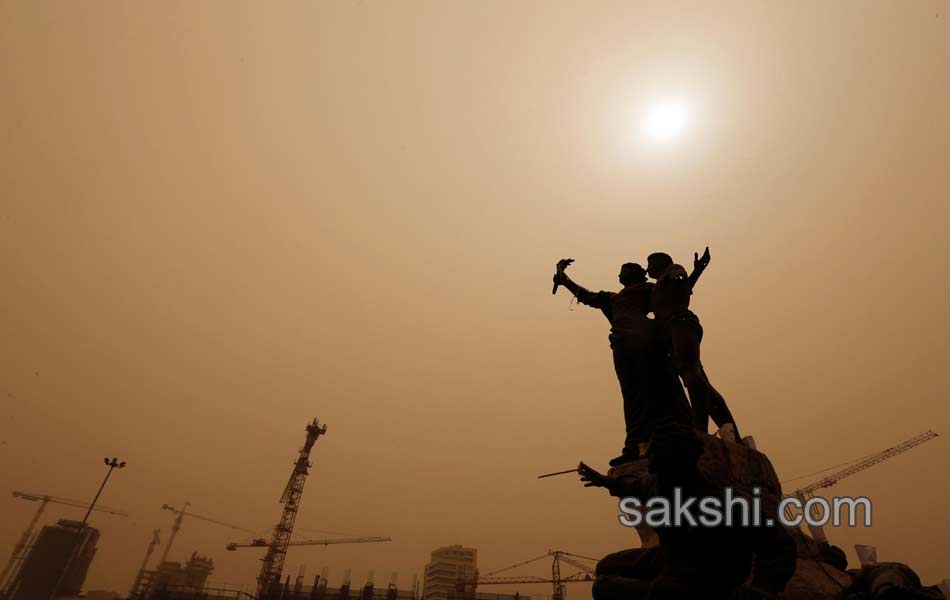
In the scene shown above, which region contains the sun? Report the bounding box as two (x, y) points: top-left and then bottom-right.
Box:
(643, 102), (687, 141)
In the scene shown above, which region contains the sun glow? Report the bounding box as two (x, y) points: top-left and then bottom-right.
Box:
(643, 102), (687, 141)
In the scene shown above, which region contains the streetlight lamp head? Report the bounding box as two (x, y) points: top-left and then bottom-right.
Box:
(119, 462), (127, 468)
(104, 458), (110, 465)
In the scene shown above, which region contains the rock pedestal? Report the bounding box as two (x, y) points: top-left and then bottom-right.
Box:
(593, 433), (864, 599)
(605, 432), (784, 532)
(594, 434), (945, 599)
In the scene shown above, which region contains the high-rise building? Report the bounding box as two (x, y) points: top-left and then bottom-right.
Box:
(8, 519), (99, 600)
(422, 545), (477, 600)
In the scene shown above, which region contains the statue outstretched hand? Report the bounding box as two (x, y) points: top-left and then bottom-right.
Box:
(578, 461), (609, 488)
(552, 258), (575, 294)
(693, 246), (711, 272)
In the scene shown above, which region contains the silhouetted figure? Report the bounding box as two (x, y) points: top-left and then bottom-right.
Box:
(647, 249), (740, 439)
(553, 261), (691, 466)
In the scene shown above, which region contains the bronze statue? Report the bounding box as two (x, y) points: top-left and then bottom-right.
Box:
(552, 259), (692, 466)
(646, 249), (740, 440)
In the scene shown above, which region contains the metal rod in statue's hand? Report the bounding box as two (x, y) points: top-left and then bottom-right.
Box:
(537, 468), (579, 479)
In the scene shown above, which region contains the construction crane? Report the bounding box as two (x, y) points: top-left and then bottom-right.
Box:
(456, 550), (596, 600)
(128, 529), (160, 597)
(157, 502), (259, 568)
(226, 536), (391, 551)
(0, 491), (128, 592)
(786, 430), (938, 543)
(256, 418), (327, 598)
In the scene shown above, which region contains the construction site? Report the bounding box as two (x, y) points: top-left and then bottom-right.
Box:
(0, 419), (568, 600)
(0, 414), (944, 600)
(0, 419), (402, 600)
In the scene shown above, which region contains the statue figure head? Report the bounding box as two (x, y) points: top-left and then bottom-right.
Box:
(646, 252), (674, 278)
(619, 262), (647, 286)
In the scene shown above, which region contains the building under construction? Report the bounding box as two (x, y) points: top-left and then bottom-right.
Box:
(130, 553), (215, 599)
(2, 519), (99, 600)
(423, 546), (477, 600)
(0, 491), (127, 600)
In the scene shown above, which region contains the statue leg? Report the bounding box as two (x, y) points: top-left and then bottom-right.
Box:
(649, 336), (693, 431)
(668, 318), (741, 437)
(611, 342), (650, 455)
(669, 321), (713, 434)
(700, 365), (740, 438)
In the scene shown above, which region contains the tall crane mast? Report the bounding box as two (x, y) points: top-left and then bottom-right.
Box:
(128, 529), (160, 597)
(257, 418), (328, 598)
(0, 491), (128, 592)
(787, 430), (938, 543)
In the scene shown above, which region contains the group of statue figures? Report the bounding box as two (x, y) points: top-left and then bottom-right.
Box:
(552, 249), (777, 599)
(552, 248), (741, 465)
(551, 252), (948, 599)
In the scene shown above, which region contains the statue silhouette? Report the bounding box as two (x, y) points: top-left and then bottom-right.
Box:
(553, 260), (691, 466)
(646, 249), (740, 439)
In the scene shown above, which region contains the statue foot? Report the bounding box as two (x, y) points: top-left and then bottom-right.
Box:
(609, 451), (641, 467)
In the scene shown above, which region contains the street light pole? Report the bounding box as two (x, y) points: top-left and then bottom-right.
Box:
(48, 457), (126, 600)
(80, 458), (126, 526)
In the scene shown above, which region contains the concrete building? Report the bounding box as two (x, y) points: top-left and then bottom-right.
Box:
(8, 519), (99, 600)
(150, 553), (215, 592)
(423, 546), (477, 600)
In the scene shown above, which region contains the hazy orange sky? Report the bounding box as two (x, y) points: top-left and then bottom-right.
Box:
(2, 1), (949, 594)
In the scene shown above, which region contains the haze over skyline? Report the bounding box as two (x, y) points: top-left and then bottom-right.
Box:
(1, 0), (949, 593)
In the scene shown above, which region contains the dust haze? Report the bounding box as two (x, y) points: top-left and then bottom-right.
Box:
(1, 1), (949, 593)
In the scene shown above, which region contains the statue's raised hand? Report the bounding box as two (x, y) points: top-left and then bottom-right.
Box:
(552, 258), (575, 294)
(555, 258), (575, 274)
(694, 247), (711, 271)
